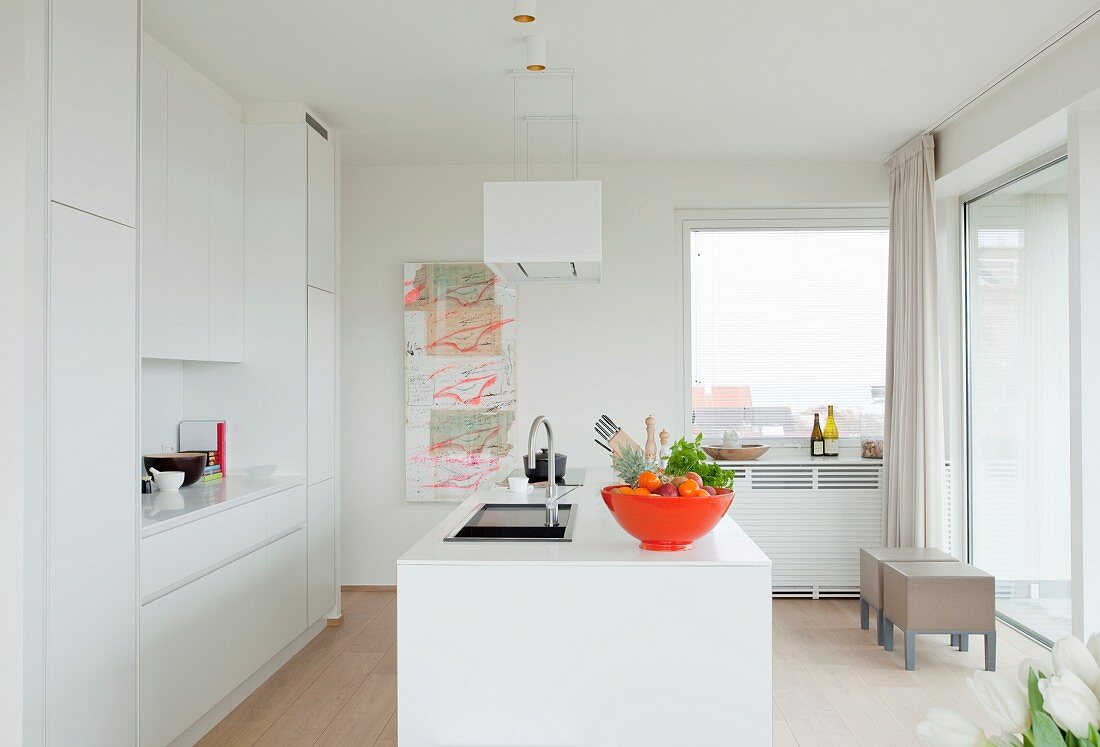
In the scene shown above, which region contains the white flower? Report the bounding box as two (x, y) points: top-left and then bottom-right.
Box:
(1088, 632), (1100, 668)
(1038, 668), (1100, 739)
(966, 670), (1030, 734)
(986, 735), (1023, 747)
(915, 707), (988, 747)
(1053, 635), (1100, 691)
(1017, 655), (1053, 687)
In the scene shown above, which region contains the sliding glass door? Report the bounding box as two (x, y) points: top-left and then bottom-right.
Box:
(965, 155), (1070, 643)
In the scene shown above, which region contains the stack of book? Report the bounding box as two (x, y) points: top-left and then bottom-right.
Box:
(202, 451), (223, 482)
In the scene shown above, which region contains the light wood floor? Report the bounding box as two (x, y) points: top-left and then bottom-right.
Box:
(200, 590), (1046, 746)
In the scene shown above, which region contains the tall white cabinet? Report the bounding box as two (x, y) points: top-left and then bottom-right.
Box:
(307, 125), (338, 623)
(36, 0), (140, 743)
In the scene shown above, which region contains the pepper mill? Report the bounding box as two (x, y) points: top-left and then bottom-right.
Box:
(644, 416), (657, 460)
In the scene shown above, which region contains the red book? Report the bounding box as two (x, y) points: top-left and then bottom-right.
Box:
(216, 422), (227, 477)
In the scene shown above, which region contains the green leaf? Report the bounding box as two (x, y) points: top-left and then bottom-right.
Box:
(1028, 669), (1045, 712)
(1089, 724), (1100, 747)
(1030, 710), (1068, 747)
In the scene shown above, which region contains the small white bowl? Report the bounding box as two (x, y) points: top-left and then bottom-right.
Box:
(149, 468), (185, 492)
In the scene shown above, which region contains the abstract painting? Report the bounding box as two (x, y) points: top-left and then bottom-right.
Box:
(403, 262), (517, 501)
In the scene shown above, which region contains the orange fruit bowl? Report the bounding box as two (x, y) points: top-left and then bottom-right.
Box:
(600, 485), (734, 552)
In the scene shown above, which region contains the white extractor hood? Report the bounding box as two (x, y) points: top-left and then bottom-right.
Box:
(484, 180), (602, 283)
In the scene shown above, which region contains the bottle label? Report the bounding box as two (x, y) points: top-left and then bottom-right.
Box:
(825, 438), (839, 455)
(812, 442), (824, 456)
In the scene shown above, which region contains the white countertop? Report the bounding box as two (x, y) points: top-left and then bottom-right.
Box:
(141, 474), (306, 537)
(397, 467), (771, 567)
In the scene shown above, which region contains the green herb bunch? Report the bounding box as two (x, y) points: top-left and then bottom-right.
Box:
(664, 434), (733, 489)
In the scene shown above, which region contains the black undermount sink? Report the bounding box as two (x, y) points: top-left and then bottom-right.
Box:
(444, 502), (577, 542)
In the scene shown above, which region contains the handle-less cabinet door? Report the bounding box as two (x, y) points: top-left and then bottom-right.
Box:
(141, 55), (169, 358)
(140, 576), (216, 747)
(307, 287), (336, 483)
(308, 479), (336, 623)
(50, 0), (137, 226)
(48, 204), (137, 745)
(209, 106), (245, 362)
(165, 73), (211, 360)
(307, 127), (335, 291)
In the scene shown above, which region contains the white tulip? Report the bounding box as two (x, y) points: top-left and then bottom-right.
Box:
(1038, 668), (1100, 739)
(915, 707), (988, 747)
(1088, 632), (1100, 668)
(986, 735), (1023, 747)
(966, 670), (1030, 734)
(1053, 635), (1100, 691)
(1017, 655), (1053, 687)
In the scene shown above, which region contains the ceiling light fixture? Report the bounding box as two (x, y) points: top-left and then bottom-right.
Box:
(513, 0), (536, 23)
(525, 35), (546, 71)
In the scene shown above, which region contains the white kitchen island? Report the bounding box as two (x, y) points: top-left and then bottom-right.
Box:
(397, 467), (772, 747)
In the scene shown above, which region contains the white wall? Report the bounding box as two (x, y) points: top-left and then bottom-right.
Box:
(341, 160), (888, 584)
(1, 0), (25, 740)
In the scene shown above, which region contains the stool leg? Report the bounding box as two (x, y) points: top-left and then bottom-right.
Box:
(985, 633), (996, 671)
(883, 617), (895, 651)
(959, 634), (969, 652)
(860, 599), (869, 630)
(877, 608), (884, 646)
(950, 633), (959, 647)
(905, 630), (916, 671)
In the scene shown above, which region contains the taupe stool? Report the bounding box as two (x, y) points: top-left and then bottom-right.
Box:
(882, 561), (996, 671)
(859, 547), (956, 645)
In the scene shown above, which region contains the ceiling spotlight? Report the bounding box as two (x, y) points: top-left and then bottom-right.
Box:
(513, 0), (536, 23)
(525, 35), (546, 71)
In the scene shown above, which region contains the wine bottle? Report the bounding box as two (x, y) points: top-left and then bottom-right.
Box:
(823, 405), (840, 457)
(810, 414), (825, 457)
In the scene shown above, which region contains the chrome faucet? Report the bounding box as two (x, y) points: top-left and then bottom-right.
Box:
(527, 415), (561, 527)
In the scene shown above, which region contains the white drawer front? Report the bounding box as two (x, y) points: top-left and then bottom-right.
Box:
(213, 496), (268, 561)
(141, 517), (214, 597)
(267, 484), (307, 536)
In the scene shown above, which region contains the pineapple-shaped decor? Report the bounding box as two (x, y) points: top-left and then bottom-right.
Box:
(612, 445), (661, 488)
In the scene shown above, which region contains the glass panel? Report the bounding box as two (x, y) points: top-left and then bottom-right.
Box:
(690, 228), (888, 441)
(966, 157), (1070, 643)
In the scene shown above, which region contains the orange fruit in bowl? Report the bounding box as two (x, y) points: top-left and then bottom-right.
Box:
(637, 471), (661, 492)
(692, 489), (710, 498)
(616, 486), (633, 494)
(677, 479), (699, 497)
(633, 487), (652, 496)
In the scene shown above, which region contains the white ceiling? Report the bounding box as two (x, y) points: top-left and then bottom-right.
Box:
(143, 0), (1100, 166)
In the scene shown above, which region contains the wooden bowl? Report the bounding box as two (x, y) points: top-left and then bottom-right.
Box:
(701, 444), (770, 461)
(143, 452), (207, 487)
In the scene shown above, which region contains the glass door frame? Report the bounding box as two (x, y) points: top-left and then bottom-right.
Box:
(961, 145), (1068, 648)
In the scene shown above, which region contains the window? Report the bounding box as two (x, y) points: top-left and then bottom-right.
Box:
(965, 154), (1070, 644)
(687, 217), (889, 444)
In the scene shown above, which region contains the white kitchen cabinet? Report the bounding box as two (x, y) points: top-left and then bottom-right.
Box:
(209, 106), (245, 362)
(47, 203), (137, 745)
(141, 60), (245, 362)
(308, 287), (336, 483)
(141, 55), (169, 358)
(166, 72), (211, 360)
(308, 479), (337, 623)
(140, 575), (216, 747)
(307, 127), (335, 291)
(49, 0), (138, 226)
(213, 528), (307, 695)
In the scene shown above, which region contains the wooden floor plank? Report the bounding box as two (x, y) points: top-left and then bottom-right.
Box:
(253, 651), (384, 746)
(200, 596), (1048, 746)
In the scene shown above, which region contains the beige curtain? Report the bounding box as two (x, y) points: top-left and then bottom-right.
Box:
(883, 134), (945, 548)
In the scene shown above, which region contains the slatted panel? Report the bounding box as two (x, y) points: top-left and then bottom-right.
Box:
(727, 462), (884, 597)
